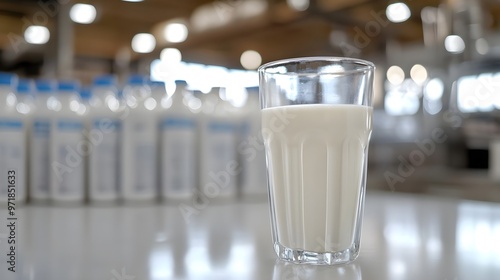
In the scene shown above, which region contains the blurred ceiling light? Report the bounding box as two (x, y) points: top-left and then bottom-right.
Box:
(165, 82), (176, 96)
(236, 0), (267, 18)
(24, 25), (50, 44)
(160, 48), (182, 64)
(70, 3), (96, 24)
(475, 38), (489, 55)
(421, 6), (437, 24)
(458, 77), (477, 112)
(384, 88), (420, 116)
(424, 78), (444, 101)
(444, 35), (465, 54)
(164, 23), (188, 43)
(386, 3), (411, 23)
(240, 50), (262, 70)
(122, 0), (144, 2)
(424, 99), (442, 115)
(131, 33), (156, 53)
(144, 97), (157, 111)
(410, 64), (428, 85)
(287, 0), (309, 11)
(329, 30), (348, 47)
(191, 5), (230, 32)
(386, 66), (405, 85)
(191, 1), (266, 32)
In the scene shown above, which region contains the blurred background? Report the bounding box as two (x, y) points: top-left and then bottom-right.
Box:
(2, 1), (500, 279)
(1, 0), (500, 202)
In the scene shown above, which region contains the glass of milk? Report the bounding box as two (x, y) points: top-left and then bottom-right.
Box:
(259, 57), (375, 265)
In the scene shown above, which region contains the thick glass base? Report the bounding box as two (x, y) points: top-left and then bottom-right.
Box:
(274, 242), (359, 265)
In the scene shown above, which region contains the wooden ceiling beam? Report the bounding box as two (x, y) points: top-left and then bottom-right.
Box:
(317, 0), (373, 12)
(0, 0), (448, 69)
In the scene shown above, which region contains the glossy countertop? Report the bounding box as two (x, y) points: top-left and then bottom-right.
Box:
(1, 191), (500, 280)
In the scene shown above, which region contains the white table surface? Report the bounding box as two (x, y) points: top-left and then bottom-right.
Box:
(1, 190), (500, 280)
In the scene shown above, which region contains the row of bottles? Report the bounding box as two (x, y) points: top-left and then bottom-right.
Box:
(0, 72), (267, 205)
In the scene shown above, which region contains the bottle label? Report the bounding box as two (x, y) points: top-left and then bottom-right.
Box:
(238, 119), (267, 193)
(34, 120), (50, 136)
(126, 120), (157, 194)
(52, 120), (84, 197)
(0, 119), (23, 129)
(0, 119), (25, 198)
(57, 120), (84, 131)
(89, 119), (120, 197)
(135, 143), (156, 192)
(161, 117), (196, 129)
(208, 121), (235, 133)
(161, 126), (196, 196)
(31, 119), (51, 196)
(203, 120), (237, 195)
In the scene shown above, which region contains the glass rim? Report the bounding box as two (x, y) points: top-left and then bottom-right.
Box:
(258, 56), (375, 76)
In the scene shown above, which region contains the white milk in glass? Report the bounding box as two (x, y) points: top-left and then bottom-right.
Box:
(262, 104), (372, 252)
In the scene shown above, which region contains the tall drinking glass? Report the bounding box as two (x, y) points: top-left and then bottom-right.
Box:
(259, 57), (375, 265)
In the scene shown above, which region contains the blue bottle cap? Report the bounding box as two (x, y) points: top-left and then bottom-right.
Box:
(117, 89), (124, 99)
(16, 79), (33, 95)
(80, 87), (92, 100)
(58, 80), (81, 92)
(127, 74), (146, 86)
(35, 79), (56, 94)
(150, 80), (165, 87)
(174, 80), (188, 88)
(93, 75), (117, 87)
(247, 87), (259, 94)
(0, 72), (18, 86)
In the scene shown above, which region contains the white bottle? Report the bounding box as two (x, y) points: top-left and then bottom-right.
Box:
(159, 81), (198, 201)
(149, 81), (165, 120)
(79, 87), (92, 111)
(121, 75), (158, 201)
(0, 73), (27, 204)
(88, 75), (121, 203)
(50, 80), (86, 204)
(30, 79), (56, 201)
(237, 87), (268, 198)
(16, 79), (35, 116)
(199, 87), (239, 200)
(16, 79), (35, 200)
